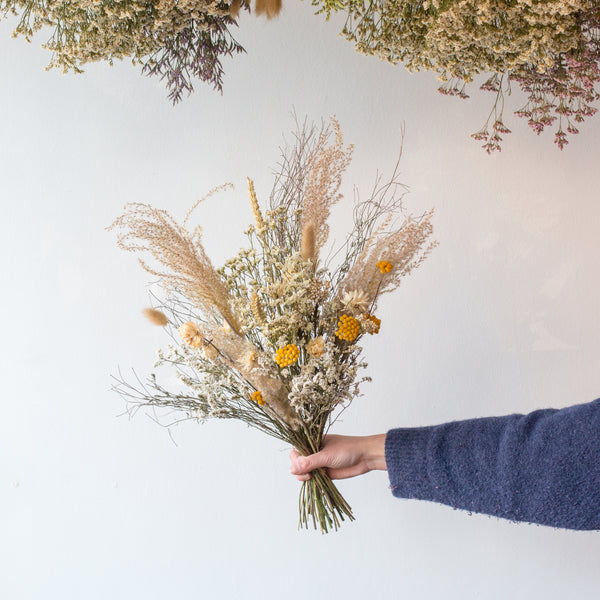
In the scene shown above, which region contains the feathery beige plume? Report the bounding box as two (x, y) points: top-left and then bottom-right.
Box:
(247, 177), (266, 232)
(254, 0), (281, 19)
(301, 118), (353, 264)
(142, 307), (168, 326)
(339, 210), (436, 308)
(110, 202), (242, 335)
(300, 222), (316, 262)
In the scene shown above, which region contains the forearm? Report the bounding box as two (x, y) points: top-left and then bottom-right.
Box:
(385, 399), (600, 530)
(360, 434), (387, 472)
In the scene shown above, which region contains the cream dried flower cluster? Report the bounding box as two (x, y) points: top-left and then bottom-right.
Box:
(340, 0), (588, 81)
(111, 117), (436, 532)
(317, 0), (600, 150)
(1, 0), (250, 102)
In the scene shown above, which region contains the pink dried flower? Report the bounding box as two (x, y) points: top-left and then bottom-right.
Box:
(493, 120), (511, 134)
(554, 129), (568, 150)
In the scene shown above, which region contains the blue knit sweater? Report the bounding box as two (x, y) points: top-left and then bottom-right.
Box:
(385, 398), (600, 530)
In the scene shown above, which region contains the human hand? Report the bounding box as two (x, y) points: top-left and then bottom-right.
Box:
(289, 434), (387, 481)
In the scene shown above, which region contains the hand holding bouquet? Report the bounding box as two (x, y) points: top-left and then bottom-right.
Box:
(110, 118), (436, 532)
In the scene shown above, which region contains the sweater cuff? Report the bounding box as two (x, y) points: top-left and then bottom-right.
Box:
(385, 427), (435, 500)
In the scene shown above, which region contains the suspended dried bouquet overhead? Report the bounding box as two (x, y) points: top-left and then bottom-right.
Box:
(0, 0), (281, 103)
(109, 117), (436, 532)
(317, 0), (600, 151)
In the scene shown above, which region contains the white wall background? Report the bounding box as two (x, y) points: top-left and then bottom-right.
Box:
(1, 4), (600, 599)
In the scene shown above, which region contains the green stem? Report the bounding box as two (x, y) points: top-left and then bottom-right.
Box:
(297, 467), (354, 533)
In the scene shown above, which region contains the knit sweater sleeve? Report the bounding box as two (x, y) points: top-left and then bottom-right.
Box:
(385, 398), (600, 530)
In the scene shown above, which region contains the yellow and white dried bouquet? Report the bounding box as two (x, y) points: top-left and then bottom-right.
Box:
(110, 118), (436, 532)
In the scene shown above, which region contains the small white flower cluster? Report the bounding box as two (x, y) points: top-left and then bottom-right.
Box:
(152, 337), (250, 421)
(342, 0), (588, 83)
(287, 339), (363, 420)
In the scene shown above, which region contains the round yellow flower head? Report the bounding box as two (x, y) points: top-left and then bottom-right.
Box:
(306, 336), (326, 357)
(366, 314), (381, 335)
(335, 314), (360, 342)
(274, 344), (300, 367)
(377, 260), (393, 274)
(179, 321), (203, 348)
(250, 390), (264, 406)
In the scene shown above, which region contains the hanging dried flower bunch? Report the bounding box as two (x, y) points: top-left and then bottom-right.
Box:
(0, 0), (265, 102)
(317, 0), (600, 151)
(110, 117), (436, 532)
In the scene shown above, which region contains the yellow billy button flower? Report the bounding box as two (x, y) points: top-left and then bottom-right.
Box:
(250, 390), (264, 406)
(179, 321), (203, 348)
(335, 314), (360, 342)
(274, 344), (300, 367)
(366, 314), (381, 334)
(377, 260), (393, 274)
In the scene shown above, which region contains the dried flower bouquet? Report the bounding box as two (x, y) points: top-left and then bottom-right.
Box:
(110, 118), (436, 532)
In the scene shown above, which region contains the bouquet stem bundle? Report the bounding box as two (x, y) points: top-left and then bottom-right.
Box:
(298, 469), (354, 532)
(110, 117), (436, 532)
(290, 423), (354, 531)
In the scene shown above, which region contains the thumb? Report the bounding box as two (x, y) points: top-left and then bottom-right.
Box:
(296, 450), (328, 474)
